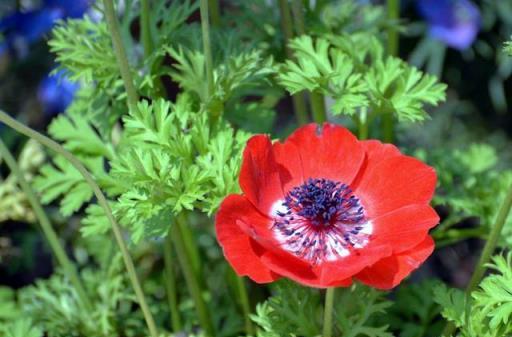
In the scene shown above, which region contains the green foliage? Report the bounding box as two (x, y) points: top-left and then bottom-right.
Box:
(419, 143), (512, 246)
(150, 0), (198, 47)
(251, 282), (392, 337)
(50, 16), (120, 87)
(251, 280), (322, 337)
(434, 254), (512, 337)
(504, 37), (512, 56)
(0, 140), (45, 223)
(1, 319), (43, 337)
(18, 257), (147, 337)
(278, 35), (446, 122)
(104, 96), (249, 242)
(333, 285), (393, 337)
(319, 0), (399, 36)
(34, 111), (118, 217)
(385, 281), (443, 337)
(0, 286), (21, 320)
(167, 47), (274, 113)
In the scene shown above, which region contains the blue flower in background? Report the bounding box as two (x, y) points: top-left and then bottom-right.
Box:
(0, 0), (90, 57)
(38, 70), (79, 116)
(417, 0), (481, 50)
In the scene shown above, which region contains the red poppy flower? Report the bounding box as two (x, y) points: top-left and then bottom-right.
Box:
(215, 123), (438, 289)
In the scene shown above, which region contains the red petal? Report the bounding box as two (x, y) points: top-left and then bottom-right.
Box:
(215, 194), (281, 283)
(354, 155), (437, 218)
(287, 123), (365, 184)
(371, 204), (439, 253)
(361, 140), (401, 164)
(314, 244), (392, 286)
(239, 135), (284, 215)
(355, 236), (435, 290)
(273, 140), (304, 193)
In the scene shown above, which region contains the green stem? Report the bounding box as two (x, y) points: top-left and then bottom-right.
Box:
(172, 213), (215, 337)
(234, 274), (254, 335)
(180, 217), (202, 280)
(164, 232), (182, 332)
(0, 139), (93, 311)
(322, 288), (335, 337)
(140, 0), (153, 58)
(208, 0), (221, 27)
(383, 0), (400, 143)
(0, 111), (159, 337)
(311, 92), (327, 124)
(466, 182), (512, 293)
(200, 0), (214, 98)
(279, 0), (309, 125)
(103, 0), (139, 108)
(140, 0), (165, 98)
(442, 182), (512, 337)
(358, 108), (368, 140)
(291, 0), (305, 35)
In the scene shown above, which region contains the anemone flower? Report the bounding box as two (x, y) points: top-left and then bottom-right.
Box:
(215, 123), (438, 289)
(417, 0), (480, 50)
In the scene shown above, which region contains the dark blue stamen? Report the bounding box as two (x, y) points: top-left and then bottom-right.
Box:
(284, 178), (362, 227)
(272, 178), (370, 264)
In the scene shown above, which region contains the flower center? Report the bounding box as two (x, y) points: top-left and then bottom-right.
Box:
(272, 178), (372, 264)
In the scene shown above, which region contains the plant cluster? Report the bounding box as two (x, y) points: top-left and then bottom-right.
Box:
(0, 1), (511, 337)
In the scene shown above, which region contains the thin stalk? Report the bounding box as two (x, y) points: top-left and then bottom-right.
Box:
(172, 213), (216, 337)
(442, 182), (512, 336)
(0, 111), (158, 337)
(322, 288), (335, 337)
(200, 0), (214, 98)
(291, 0), (305, 35)
(466, 182), (512, 292)
(311, 92), (327, 124)
(103, 0), (139, 108)
(208, 0), (221, 27)
(358, 108), (368, 140)
(383, 0), (400, 143)
(0, 139), (93, 311)
(279, 0), (309, 125)
(140, 0), (153, 57)
(180, 217), (202, 280)
(234, 274), (254, 335)
(164, 232), (182, 332)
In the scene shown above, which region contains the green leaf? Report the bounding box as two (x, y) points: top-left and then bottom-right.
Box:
(50, 16), (119, 87)
(34, 156), (93, 216)
(1, 319), (42, 337)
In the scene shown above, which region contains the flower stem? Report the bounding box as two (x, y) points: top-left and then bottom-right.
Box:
(322, 288), (336, 337)
(291, 0), (305, 35)
(164, 231), (182, 332)
(358, 108), (368, 140)
(311, 92), (327, 124)
(103, 0), (139, 108)
(0, 139), (93, 311)
(208, 0), (221, 27)
(233, 273), (254, 335)
(140, 0), (153, 58)
(200, 0), (214, 98)
(139, 0), (165, 98)
(0, 110), (159, 337)
(442, 181), (512, 336)
(172, 213), (215, 337)
(279, 0), (309, 125)
(383, 0), (400, 143)
(466, 182), (512, 292)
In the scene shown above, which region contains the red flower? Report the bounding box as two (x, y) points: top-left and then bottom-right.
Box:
(215, 123), (438, 289)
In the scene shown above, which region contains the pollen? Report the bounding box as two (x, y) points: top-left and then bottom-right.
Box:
(272, 178), (372, 264)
